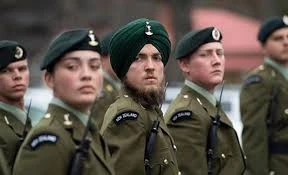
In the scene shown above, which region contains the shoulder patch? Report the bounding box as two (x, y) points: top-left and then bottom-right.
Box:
(113, 111), (139, 125)
(29, 133), (58, 150)
(244, 75), (262, 86)
(171, 110), (192, 122)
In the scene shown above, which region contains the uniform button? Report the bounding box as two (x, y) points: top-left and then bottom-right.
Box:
(44, 113), (51, 119)
(178, 171), (182, 175)
(173, 145), (177, 150)
(221, 153), (226, 159)
(124, 95), (129, 98)
(183, 95), (188, 99)
(197, 98), (203, 105)
(259, 65), (264, 70)
(284, 109), (288, 115)
(163, 159), (168, 164)
(271, 70), (276, 77)
(269, 171), (275, 175)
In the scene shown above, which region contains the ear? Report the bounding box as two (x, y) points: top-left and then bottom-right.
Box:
(43, 71), (54, 89)
(177, 58), (190, 74)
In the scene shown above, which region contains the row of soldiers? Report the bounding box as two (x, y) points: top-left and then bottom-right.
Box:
(0, 15), (287, 175)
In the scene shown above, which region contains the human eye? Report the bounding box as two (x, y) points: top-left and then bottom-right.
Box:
(272, 35), (283, 42)
(198, 51), (208, 57)
(217, 50), (225, 57)
(0, 68), (9, 74)
(90, 63), (101, 71)
(65, 63), (78, 71)
(19, 66), (28, 72)
(135, 55), (142, 62)
(153, 54), (162, 61)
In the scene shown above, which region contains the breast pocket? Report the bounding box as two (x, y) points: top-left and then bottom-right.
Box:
(148, 128), (177, 175)
(212, 148), (233, 174)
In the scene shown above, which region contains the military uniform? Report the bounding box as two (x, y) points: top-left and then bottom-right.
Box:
(241, 59), (288, 175)
(165, 82), (246, 175)
(90, 72), (120, 129)
(101, 91), (180, 175)
(102, 18), (179, 174)
(0, 103), (31, 174)
(13, 99), (114, 175)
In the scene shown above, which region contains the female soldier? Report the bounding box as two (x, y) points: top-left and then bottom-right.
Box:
(13, 29), (114, 175)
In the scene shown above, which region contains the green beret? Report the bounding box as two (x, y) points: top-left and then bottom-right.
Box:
(0, 40), (27, 70)
(175, 27), (222, 60)
(258, 15), (288, 44)
(110, 18), (171, 79)
(41, 29), (102, 71)
(101, 31), (115, 56)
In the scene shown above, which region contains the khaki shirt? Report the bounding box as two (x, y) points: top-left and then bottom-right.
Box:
(91, 74), (120, 129)
(13, 104), (114, 175)
(101, 92), (180, 175)
(165, 85), (245, 175)
(0, 106), (31, 175)
(241, 62), (288, 175)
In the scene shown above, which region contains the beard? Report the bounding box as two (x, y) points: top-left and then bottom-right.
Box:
(122, 77), (166, 109)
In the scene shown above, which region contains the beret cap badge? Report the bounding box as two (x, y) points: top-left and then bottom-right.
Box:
(88, 30), (99, 46)
(145, 21), (153, 36)
(15, 46), (24, 59)
(212, 28), (221, 41)
(283, 15), (288, 25)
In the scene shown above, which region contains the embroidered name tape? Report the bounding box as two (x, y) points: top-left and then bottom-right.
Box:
(244, 75), (262, 86)
(30, 133), (58, 150)
(171, 110), (192, 122)
(113, 111), (139, 125)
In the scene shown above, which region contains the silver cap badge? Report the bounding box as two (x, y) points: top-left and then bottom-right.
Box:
(212, 28), (221, 41)
(283, 15), (288, 25)
(88, 30), (99, 46)
(145, 21), (153, 36)
(15, 46), (23, 59)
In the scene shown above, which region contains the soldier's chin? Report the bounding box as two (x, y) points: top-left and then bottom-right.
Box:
(78, 95), (97, 105)
(142, 85), (159, 93)
(9, 93), (25, 101)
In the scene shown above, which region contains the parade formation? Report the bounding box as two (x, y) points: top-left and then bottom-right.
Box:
(0, 14), (288, 175)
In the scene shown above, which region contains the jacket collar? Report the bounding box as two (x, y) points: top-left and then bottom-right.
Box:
(181, 85), (233, 127)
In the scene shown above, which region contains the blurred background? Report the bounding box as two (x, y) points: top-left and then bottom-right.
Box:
(1, 0), (287, 86)
(3, 0), (287, 141)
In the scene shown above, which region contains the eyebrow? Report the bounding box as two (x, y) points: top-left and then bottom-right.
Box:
(197, 48), (224, 52)
(62, 56), (101, 62)
(137, 52), (161, 57)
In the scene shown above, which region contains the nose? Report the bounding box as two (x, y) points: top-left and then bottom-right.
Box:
(284, 36), (288, 45)
(144, 57), (155, 72)
(80, 65), (92, 81)
(12, 70), (22, 81)
(211, 52), (222, 65)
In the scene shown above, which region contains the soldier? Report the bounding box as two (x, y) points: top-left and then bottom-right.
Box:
(164, 27), (245, 175)
(13, 29), (114, 175)
(240, 15), (288, 175)
(90, 31), (120, 129)
(0, 40), (31, 175)
(100, 18), (180, 175)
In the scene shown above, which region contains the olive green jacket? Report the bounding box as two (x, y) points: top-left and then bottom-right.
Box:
(241, 63), (288, 175)
(0, 108), (31, 175)
(164, 85), (245, 175)
(13, 104), (114, 175)
(101, 92), (180, 175)
(91, 73), (120, 129)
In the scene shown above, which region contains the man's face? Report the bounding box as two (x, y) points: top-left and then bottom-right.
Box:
(0, 59), (30, 103)
(178, 42), (225, 92)
(125, 44), (164, 93)
(45, 50), (103, 113)
(263, 28), (288, 64)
